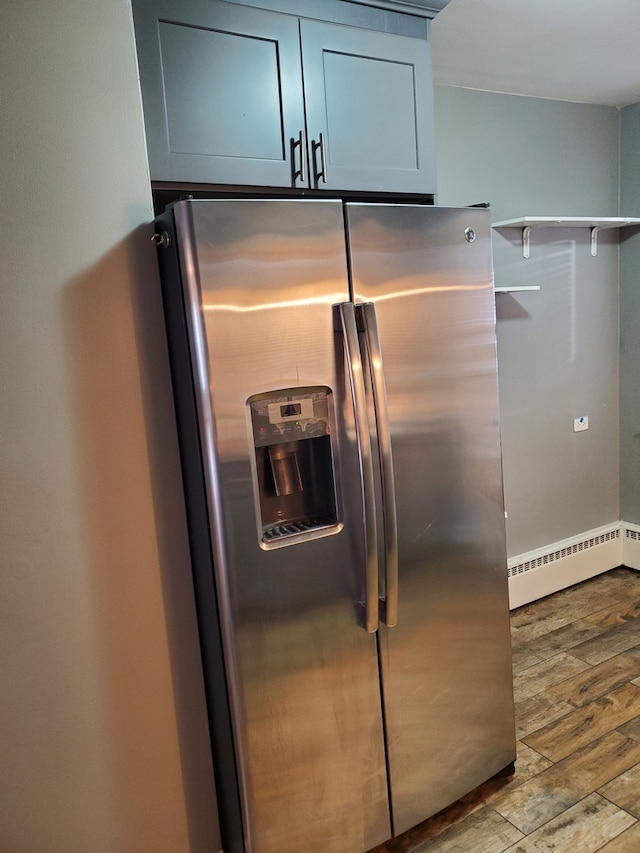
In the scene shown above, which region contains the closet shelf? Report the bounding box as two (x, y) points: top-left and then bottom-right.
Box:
(492, 216), (640, 258)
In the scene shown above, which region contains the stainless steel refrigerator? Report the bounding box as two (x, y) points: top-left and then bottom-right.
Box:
(153, 198), (516, 853)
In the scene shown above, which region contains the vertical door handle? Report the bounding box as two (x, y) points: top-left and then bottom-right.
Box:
(291, 130), (306, 185)
(312, 132), (328, 186)
(358, 303), (399, 628)
(337, 302), (379, 633)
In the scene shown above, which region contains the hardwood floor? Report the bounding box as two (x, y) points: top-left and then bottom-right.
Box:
(373, 567), (640, 852)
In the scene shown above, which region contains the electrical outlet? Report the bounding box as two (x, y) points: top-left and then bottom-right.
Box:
(574, 416), (589, 432)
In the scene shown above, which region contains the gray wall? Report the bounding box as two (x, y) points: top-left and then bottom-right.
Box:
(434, 86), (621, 556)
(0, 2), (218, 851)
(620, 102), (640, 522)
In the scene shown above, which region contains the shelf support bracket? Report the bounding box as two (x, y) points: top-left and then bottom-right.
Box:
(522, 225), (532, 258)
(590, 226), (601, 257)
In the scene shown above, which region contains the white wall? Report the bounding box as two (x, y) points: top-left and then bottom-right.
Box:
(0, 2), (218, 850)
(434, 86), (621, 558)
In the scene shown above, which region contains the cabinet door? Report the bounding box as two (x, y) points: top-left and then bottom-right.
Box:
(132, 0), (307, 186)
(300, 20), (436, 194)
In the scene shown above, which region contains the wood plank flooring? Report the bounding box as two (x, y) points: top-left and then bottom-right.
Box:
(372, 567), (640, 852)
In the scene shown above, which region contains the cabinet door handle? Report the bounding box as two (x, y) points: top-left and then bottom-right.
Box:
(292, 130), (306, 185)
(312, 133), (327, 185)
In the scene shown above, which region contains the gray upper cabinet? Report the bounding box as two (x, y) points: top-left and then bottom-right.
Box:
(301, 19), (435, 193)
(132, 0), (437, 194)
(132, 1), (306, 187)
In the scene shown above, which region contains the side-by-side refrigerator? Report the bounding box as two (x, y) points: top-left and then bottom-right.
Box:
(153, 198), (516, 853)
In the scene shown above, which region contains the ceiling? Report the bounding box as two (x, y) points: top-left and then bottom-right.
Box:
(430, 0), (640, 108)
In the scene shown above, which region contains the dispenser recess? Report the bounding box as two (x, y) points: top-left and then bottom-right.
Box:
(248, 387), (338, 544)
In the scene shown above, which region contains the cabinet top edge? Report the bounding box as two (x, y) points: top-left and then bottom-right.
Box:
(213, 0), (444, 26)
(343, 0), (450, 16)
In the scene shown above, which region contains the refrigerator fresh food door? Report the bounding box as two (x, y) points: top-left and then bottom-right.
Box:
(171, 199), (390, 853)
(346, 203), (516, 835)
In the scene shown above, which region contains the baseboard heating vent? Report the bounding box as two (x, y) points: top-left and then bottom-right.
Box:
(626, 528), (640, 542)
(508, 528), (621, 578)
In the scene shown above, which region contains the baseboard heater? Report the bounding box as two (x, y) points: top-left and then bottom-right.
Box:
(507, 521), (640, 609)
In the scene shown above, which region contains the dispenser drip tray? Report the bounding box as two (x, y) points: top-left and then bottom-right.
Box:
(262, 517), (336, 542)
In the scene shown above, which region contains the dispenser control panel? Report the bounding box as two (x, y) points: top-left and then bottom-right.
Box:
(267, 398), (314, 424)
(250, 390), (330, 446)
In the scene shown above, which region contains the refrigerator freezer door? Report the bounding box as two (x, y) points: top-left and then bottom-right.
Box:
(173, 199), (390, 853)
(346, 204), (516, 834)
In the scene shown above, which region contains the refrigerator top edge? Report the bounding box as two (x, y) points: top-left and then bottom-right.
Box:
(159, 197), (488, 215)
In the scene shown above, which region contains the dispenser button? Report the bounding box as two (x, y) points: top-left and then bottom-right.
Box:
(283, 420), (303, 438)
(305, 419), (327, 437)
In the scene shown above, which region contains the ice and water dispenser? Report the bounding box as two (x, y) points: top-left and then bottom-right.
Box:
(248, 387), (338, 544)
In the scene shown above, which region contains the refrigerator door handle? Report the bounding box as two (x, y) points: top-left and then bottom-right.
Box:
(358, 302), (399, 628)
(337, 302), (379, 633)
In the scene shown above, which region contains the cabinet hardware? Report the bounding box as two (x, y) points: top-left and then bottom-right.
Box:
(292, 130), (306, 185)
(312, 133), (327, 186)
